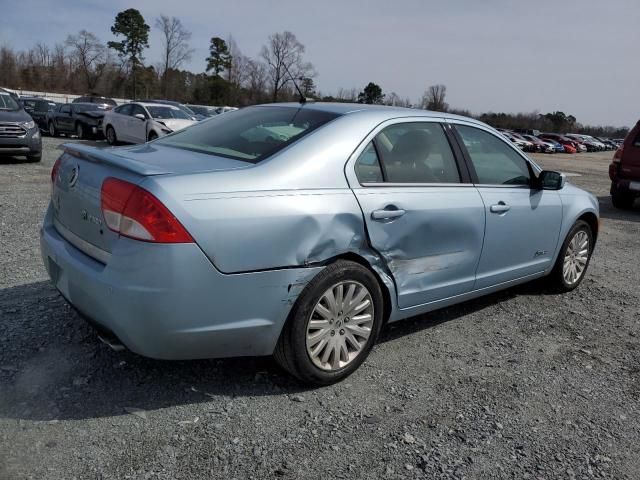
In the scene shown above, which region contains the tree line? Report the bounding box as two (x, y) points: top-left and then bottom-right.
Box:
(0, 8), (628, 136)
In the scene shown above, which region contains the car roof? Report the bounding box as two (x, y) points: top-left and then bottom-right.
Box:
(254, 102), (482, 124)
(135, 102), (179, 109)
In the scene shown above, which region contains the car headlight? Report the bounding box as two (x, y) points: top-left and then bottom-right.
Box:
(21, 120), (36, 130)
(161, 128), (172, 134)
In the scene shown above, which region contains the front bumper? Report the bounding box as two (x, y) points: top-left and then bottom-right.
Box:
(0, 128), (42, 156)
(40, 206), (323, 359)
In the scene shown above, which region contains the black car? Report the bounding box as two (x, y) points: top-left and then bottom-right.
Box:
(46, 103), (108, 139)
(20, 97), (57, 131)
(72, 95), (117, 108)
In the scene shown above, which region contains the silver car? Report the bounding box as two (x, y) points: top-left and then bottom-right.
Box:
(41, 103), (599, 384)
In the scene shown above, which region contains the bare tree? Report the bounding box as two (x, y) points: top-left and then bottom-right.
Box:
(155, 15), (193, 95)
(260, 31), (314, 102)
(65, 31), (109, 91)
(244, 59), (268, 104)
(421, 84), (448, 112)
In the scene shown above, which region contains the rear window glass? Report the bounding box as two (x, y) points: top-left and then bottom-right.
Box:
(0, 93), (20, 111)
(156, 106), (340, 163)
(147, 106), (191, 120)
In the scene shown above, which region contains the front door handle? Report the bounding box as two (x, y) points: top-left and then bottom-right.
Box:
(490, 202), (511, 213)
(371, 208), (406, 220)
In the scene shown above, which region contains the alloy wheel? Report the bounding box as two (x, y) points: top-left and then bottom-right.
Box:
(562, 230), (589, 286)
(305, 281), (374, 371)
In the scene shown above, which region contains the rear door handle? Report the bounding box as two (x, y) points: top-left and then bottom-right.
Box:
(490, 202), (511, 213)
(371, 208), (406, 220)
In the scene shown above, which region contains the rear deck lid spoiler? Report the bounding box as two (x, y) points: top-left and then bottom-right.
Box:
(62, 143), (253, 176)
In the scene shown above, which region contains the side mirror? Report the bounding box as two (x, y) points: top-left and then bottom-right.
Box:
(537, 170), (566, 190)
(134, 113), (146, 121)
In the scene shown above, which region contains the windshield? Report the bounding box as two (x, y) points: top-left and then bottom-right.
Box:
(0, 93), (21, 111)
(188, 105), (214, 116)
(73, 104), (106, 113)
(147, 106), (191, 120)
(156, 106), (340, 163)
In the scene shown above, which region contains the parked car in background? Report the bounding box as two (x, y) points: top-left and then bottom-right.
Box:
(565, 134), (602, 152)
(185, 104), (218, 118)
(521, 134), (555, 153)
(20, 96), (57, 131)
(499, 130), (533, 151)
(42, 103), (599, 384)
(72, 95), (116, 108)
(214, 106), (239, 115)
(0, 88), (42, 162)
(609, 120), (640, 209)
(137, 99), (200, 121)
(47, 102), (108, 139)
(102, 102), (197, 145)
(539, 133), (581, 153)
(514, 128), (541, 136)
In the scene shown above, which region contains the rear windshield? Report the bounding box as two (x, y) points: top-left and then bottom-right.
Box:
(156, 106), (340, 163)
(147, 106), (191, 120)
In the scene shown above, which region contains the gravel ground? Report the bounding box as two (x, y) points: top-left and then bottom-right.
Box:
(1, 138), (639, 479)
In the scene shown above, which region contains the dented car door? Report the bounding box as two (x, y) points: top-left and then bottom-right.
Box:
(349, 121), (486, 309)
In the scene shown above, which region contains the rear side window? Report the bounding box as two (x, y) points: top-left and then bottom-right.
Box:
(456, 125), (531, 186)
(156, 106), (339, 163)
(355, 142), (384, 183)
(374, 122), (460, 183)
(116, 104), (132, 116)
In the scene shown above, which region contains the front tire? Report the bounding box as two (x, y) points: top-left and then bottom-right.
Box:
(274, 260), (384, 385)
(549, 220), (593, 292)
(26, 153), (41, 163)
(48, 122), (57, 137)
(105, 126), (117, 145)
(75, 122), (85, 140)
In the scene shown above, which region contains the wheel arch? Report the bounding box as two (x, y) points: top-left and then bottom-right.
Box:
(577, 211), (599, 245)
(319, 251), (396, 326)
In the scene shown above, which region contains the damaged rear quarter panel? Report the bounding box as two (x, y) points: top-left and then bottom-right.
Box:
(174, 189), (370, 273)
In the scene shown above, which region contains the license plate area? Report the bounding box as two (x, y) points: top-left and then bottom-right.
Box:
(629, 181), (640, 191)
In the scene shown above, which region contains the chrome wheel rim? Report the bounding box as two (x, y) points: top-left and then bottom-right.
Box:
(563, 230), (589, 286)
(49, 123), (54, 136)
(306, 281), (374, 371)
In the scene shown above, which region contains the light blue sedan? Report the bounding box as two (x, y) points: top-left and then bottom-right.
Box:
(40, 103), (599, 384)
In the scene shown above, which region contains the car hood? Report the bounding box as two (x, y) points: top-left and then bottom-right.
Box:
(0, 109), (31, 123)
(77, 110), (106, 119)
(155, 119), (196, 132)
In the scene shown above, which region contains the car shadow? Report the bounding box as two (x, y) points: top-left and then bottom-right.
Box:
(597, 195), (640, 223)
(0, 277), (559, 422)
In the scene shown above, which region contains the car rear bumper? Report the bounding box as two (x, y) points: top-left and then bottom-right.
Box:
(39, 205), (323, 360)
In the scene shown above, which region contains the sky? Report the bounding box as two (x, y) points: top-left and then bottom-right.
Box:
(1, 0), (638, 127)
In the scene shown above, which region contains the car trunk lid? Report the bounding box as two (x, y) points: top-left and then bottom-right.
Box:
(52, 143), (251, 261)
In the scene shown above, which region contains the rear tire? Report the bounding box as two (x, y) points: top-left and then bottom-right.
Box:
(106, 126), (117, 145)
(274, 260), (384, 385)
(549, 220), (593, 292)
(611, 185), (635, 210)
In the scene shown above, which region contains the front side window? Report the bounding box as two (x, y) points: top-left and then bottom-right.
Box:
(156, 106), (339, 163)
(60, 105), (71, 114)
(130, 105), (147, 118)
(374, 122), (460, 183)
(456, 125), (531, 186)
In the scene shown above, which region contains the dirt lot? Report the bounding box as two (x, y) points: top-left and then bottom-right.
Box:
(1, 138), (639, 479)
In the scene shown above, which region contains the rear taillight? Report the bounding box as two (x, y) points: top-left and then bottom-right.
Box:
(51, 157), (61, 184)
(100, 177), (194, 243)
(613, 146), (623, 161)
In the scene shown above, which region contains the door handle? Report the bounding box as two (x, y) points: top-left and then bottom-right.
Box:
(490, 202), (511, 213)
(371, 208), (406, 220)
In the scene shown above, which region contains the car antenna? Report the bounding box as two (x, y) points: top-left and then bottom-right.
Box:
(282, 62), (314, 104)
